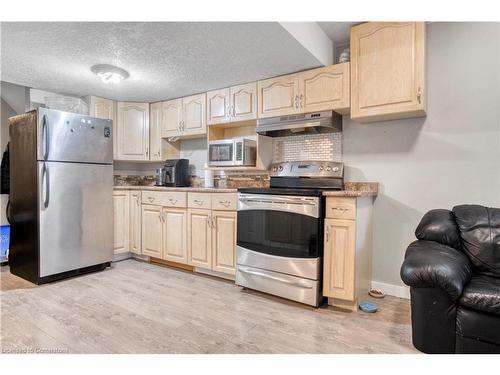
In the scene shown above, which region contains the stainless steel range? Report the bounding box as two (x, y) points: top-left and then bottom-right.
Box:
(235, 160), (343, 307)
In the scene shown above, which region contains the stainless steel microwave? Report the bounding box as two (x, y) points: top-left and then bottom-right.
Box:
(208, 137), (257, 167)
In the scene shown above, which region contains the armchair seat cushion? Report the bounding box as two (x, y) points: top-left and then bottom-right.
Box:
(459, 275), (500, 316)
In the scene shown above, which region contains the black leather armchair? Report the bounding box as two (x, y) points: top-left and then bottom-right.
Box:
(401, 205), (500, 354)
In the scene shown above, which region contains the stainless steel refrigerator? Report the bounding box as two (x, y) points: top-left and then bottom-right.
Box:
(9, 108), (113, 284)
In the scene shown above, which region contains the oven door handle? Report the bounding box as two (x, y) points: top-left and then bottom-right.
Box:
(238, 267), (313, 289)
(239, 197), (316, 206)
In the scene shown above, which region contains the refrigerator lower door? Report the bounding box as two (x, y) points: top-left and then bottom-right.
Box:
(38, 161), (113, 277)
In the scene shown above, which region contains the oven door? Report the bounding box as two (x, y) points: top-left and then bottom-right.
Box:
(208, 141), (234, 166)
(237, 193), (322, 259)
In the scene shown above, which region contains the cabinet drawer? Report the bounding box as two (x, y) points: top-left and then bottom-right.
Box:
(325, 197), (356, 220)
(142, 191), (187, 208)
(211, 193), (237, 211)
(188, 193), (212, 209)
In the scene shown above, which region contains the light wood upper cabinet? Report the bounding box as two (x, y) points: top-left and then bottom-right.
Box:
(230, 82), (257, 121)
(88, 96), (115, 121)
(258, 73), (299, 118)
(212, 210), (237, 275)
(187, 209), (212, 268)
(149, 102), (162, 161)
(298, 63), (350, 114)
(182, 93), (206, 136)
(161, 98), (182, 138)
(162, 208), (187, 263)
(207, 88), (231, 125)
(113, 190), (129, 255)
(129, 190), (142, 255)
(141, 204), (163, 258)
(323, 218), (356, 301)
(116, 102), (150, 161)
(350, 22), (426, 122)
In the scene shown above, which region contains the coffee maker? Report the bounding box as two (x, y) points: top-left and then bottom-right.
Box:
(155, 159), (189, 187)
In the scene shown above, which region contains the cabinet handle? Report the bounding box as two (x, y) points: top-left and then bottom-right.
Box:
(219, 200), (231, 207)
(194, 199), (204, 205)
(211, 217), (216, 229)
(148, 197), (155, 203)
(159, 212), (163, 222)
(136, 196), (140, 206)
(178, 121), (181, 132)
(169, 198), (177, 205)
(331, 207), (348, 212)
(207, 216), (212, 228)
(294, 95), (299, 109)
(232, 105), (235, 117)
(299, 94), (303, 108)
(226, 105), (231, 118)
(417, 87), (422, 104)
(181, 120), (185, 131)
(326, 226), (330, 242)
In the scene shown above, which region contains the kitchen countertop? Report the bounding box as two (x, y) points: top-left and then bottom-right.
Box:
(322, 182), (378, 197)
(114, 182), (378, 197)
(113, 185), (238, 193)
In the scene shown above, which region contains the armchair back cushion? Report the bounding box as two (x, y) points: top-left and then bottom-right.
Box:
(415, 209), (461, 249)
(453, 205), (500, 277)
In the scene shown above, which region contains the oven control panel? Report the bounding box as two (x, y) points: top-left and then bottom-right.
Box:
(269, 161), (343, 178)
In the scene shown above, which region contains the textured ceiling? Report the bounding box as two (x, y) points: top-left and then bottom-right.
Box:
(318, 22), (359, 44)
(1, 22), (333, 102)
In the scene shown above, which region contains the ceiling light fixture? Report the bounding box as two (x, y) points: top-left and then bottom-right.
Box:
(91, 64), (129, 84)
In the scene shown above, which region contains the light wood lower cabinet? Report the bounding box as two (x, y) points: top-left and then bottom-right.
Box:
(162, 208), (187, 263)
(113, 190), (129, 254)
(187, 209), (212, 268)
(129, 190), (142, 255)
(211, 210), (237, 275)
(141, 204), (163, 258)
(323, 197), (373, 312)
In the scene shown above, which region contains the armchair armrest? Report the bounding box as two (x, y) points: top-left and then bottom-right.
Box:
(401, 240), (473, 302)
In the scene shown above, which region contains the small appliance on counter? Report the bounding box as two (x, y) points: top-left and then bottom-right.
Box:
(208, 137), (256, 167)
(156, 159), (190, 187)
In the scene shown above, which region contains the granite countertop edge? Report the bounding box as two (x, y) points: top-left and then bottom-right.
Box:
(113, 186), (238, 193)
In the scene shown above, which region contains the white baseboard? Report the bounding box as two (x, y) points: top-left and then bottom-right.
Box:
(371, 280), (410, 299)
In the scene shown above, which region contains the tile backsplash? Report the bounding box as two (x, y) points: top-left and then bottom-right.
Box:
(272, 133), (342, 163)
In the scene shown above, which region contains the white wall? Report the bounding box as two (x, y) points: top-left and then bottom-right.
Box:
(342, 22), (500, 290)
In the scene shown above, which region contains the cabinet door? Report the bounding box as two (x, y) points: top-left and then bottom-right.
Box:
(149, 102), (162, 161)
(350, 22), (426, 122)
(113, 190), (129, 254)
(323, 218), (356, 301)
(116, 102), (150, 160)
(162, 208), (187, 264)
(207, 88), (230, 125)
(230, 82), (257, 121)
(141, 204), (163, 258)
(298, 63), (350, 114)
(88, 97), (117, 158)
(161, 99), (182, 138)
(129, 190), (142, 255)
(182, 93), (206, 136)
(211, 210), (237, 275)
(257, 73), (299, 118)
(187, 209), (212, 269)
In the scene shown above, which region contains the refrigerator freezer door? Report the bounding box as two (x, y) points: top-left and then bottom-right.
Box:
(38, 161), (113, 277)
(37, 108), (113, 164)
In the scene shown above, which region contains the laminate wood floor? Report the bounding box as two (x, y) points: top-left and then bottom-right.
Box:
(1, 259), (417, 354)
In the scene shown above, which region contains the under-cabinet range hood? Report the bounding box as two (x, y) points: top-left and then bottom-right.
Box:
(256, 111), (342, 137)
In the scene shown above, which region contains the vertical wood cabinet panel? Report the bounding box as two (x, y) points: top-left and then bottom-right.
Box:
(161, 98), (182, 138)
(182, 93), (206, 136)
(323, 218), (356, 301)
(350, 22), (426, 122)
(149, 102), (162, 161)
(162, 208), (187, 263)
(298, 63), (350, 114)
(230, 82), (257, 121)
(116, 102), (150, 160)
(258, 73), (299, 118)
(187, 209), (212, 268)
(87, 96), (117, 158)
(212, 210), (237, 275)
(207, 88), (231, 125)
(141, 204), (163, 258)
(113, 190), (129, 254)
(129, 190), (142, 254)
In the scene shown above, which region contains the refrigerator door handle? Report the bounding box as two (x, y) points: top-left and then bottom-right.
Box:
(42, 114), (49, 160)
(42, 162), (50, 209)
